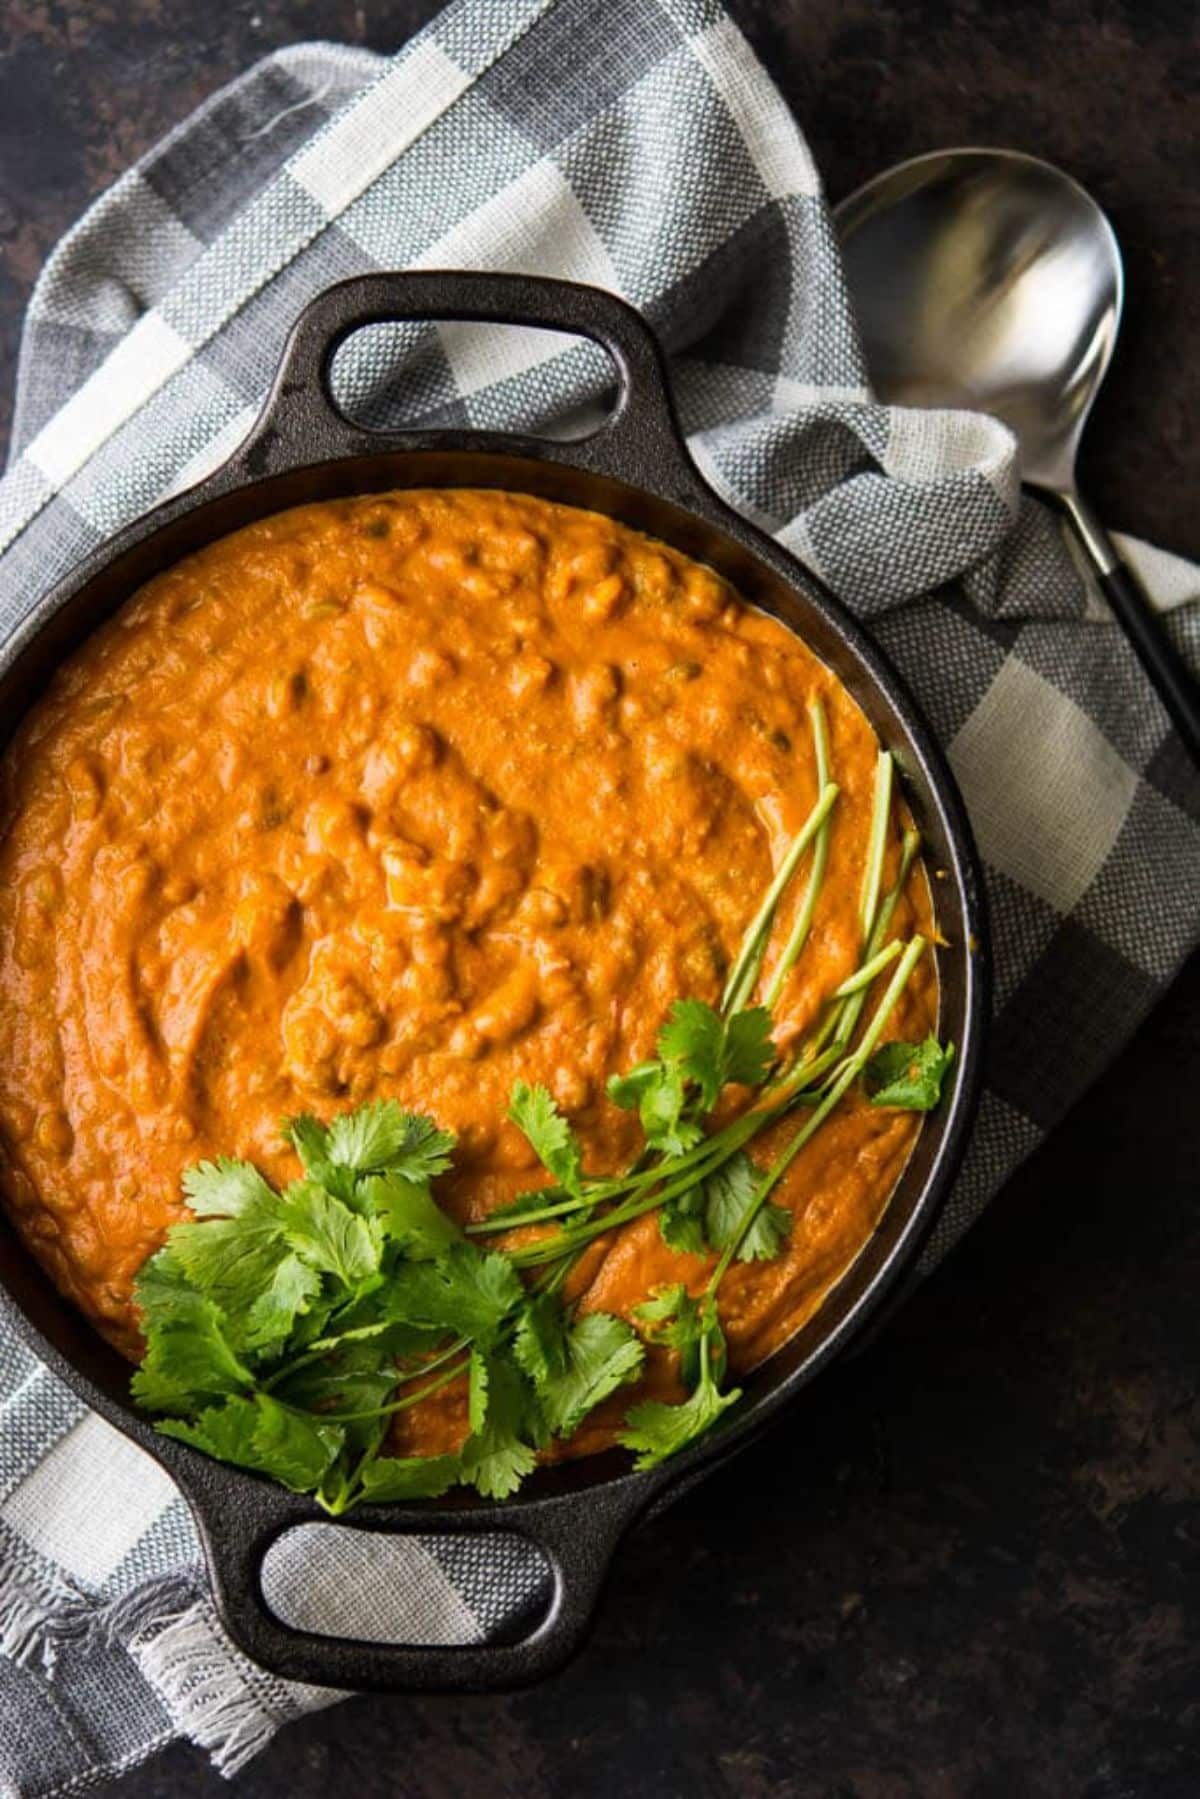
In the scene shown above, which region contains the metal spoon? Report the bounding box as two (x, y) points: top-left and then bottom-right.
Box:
(835, 146), (1200, 762)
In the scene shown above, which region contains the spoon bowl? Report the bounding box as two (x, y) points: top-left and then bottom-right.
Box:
(836, 146), (1199, 761)
(837, 148), (1123, 496)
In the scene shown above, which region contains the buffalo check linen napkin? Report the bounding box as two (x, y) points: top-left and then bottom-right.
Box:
(1, 0), (1198, 1788)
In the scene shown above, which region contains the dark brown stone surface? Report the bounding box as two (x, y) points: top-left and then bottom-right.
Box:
(0, 3), (1196, 1795)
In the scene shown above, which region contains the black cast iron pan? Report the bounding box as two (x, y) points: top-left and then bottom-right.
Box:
(0, 271), (989, 1693)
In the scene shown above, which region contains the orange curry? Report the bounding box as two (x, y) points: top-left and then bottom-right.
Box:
(0, 489), (936, 1457)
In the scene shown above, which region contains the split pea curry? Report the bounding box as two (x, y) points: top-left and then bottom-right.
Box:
(0, 489), (950, 1510)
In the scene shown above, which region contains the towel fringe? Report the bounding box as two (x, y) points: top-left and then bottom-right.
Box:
(0, 1558), (97, 1673)
(101, 1570), (200, 1643)
(1, 1553), (297, 1778)
(125, 1597), (286, 1778)
(0, 1556), (201, 1676)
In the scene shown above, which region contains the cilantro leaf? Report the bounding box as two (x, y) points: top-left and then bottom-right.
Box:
(358, 1454), (460, 1502)
(357, 1173), (462, 1259)
(282, 1113), (339, 1192)
(155, 1396), (265, 1468)
(157, 1393), (343, 1491)
(304, 1284), (445, 1358)
(739, 1201), (790, 1262)
(536, 1313), (645, 1437)
(284, 1103), (457, 1202)
(657, 1000), (726, 1109)
(326, 1101), (455, 1180)
(609, 1002), (774, 1158)
(248, 1393), (345, 1489)
(384, 1113), (458, 1183)
(605, 1060), (660, 1114)
(608, 1061), (701, 1159)
(383, 1245), (525, 1347)
(508, 1083), (584, 1199)
(635, 1065), (702, 1157)
(133, 1248), (199, 1325)
(634, 1282), (692, 1327)
(280, 1285), (347, 1353)
(181, 1157), (279, 1218)
(721, 1006), (775, 1091)
(164, 1210), (290, 1327)
(656, 1153), (788, 1265)
(618, 1331), (741, 1467)
(699, 1152), (790, 1264)
(658, 1184), (708, 1255)
(130, 1283), (253, 1415)
(657, 998), (774, 1106)
(618, 1369), (742, 1470)
(863, 1036), (955, 1111)
(459, 1354), (542, 1500)
(733, 1198), (790, 1263)
(271, 1335), (404, 1424)
(634, 1283), (712, 1386)
(518, 1302), (647, 1439)
(280, 1181), (382, 1287)
(243, 1253), (324, 1352)
(694, 1152), (758, 1250)
(513, 1291), (569, 1387)
(167, 1159), (295, 1327)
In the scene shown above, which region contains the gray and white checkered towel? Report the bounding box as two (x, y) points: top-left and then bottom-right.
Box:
(1, 1), (1197, 1790)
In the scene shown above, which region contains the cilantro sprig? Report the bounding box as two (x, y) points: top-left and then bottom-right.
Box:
(607, 999), (774, 1159)
(133, 1099), (644, 1513)
(864, 1035), (955, 1111)
(131, 701), (955, 1508)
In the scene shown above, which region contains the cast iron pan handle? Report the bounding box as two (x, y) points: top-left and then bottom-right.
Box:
(176, 1447), (668, 1692)
(236, 269), (703, 501)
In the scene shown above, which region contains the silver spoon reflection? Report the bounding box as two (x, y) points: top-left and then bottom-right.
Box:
(835, 147), (1199, 761)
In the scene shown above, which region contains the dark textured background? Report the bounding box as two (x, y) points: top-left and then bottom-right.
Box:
(1, 2), (1197, 1795)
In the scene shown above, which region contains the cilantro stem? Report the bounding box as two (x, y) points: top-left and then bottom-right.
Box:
(763, 699), (833, 1011)
(319, 1440), (382, 1516)
(829, 938), (902, 998)
(859, 751), (894, 945)
(707, 935), (928, 1286)
(721, 780), (839, 1016)
(533, 1254), (579, 1298)
(262, 1327), (469, 1394)
(770, 1039), (845, 1095)
(319, 1356), (470, 1423)
(795, 825), (921, 1072)
(394, 1335), (470, 1382)
(467, 1114), (782, 1239)
(828, 826), (921, 1052)
(698, 1319), (715, 1385)
(259, 1343), (331, 1391)
(465, 1180), (626, 1234)
(506, 1118), (763, 1268)
(317, 1466), (355, 1517)
(499, 991), (917, 1271)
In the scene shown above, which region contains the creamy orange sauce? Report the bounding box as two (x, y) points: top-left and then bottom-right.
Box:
(0, 489), (935, 1457)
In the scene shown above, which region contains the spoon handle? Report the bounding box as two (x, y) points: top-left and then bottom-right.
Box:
(1096, 562), (1200, 764)
(1059, 491), (1200, 766)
